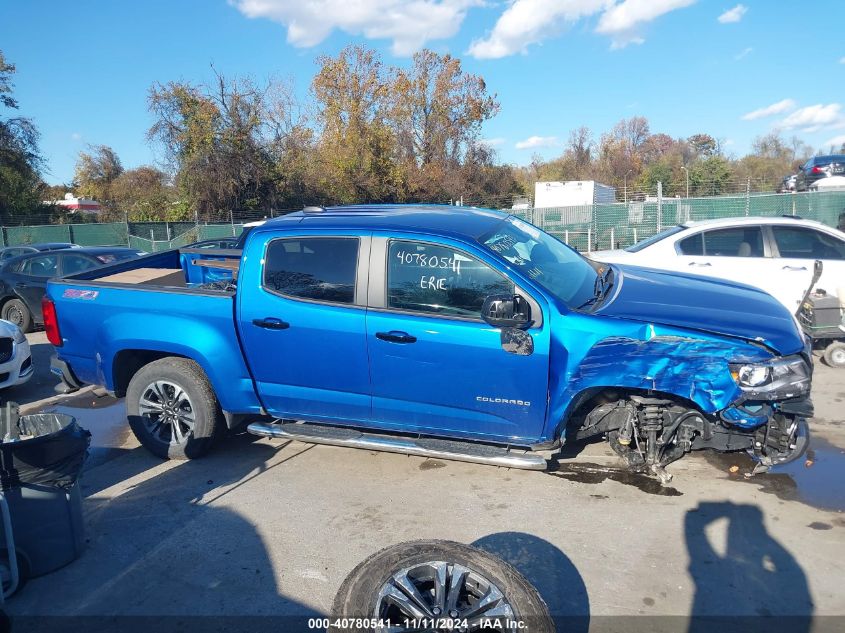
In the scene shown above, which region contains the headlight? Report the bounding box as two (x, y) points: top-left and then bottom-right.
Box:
(13, 328), (26, 344)
(730, 356), (810, 399)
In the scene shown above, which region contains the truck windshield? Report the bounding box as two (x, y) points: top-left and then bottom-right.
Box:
(481, 216), (597, 309)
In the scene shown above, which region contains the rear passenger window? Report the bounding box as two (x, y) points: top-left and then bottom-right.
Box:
(703, 227), (763, 257)
(677, 233), (703, 255)
(263, 237), (358, 304)
(387, 240), (513, 318)
(772, 227), (845, 260)
(20, 254), (58, 277)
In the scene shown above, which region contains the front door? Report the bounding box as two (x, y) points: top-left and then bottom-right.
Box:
(238, 234), (372, 423)
(366, 237), (550, 443)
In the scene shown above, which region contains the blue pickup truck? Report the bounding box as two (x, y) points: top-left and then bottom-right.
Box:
(45, 205), (813, 481)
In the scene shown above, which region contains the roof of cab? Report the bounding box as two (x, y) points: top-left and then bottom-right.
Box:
(254, 204), (510, 240)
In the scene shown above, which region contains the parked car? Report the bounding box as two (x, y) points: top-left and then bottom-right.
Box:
(0, 319), (33, 389)
(184, 238), (239, 249)
(0, 243), (80, 262)
(590, 216), (845, 312)
(795, 154), (845, 191)
(0, 247), (143, 331)
(47, 205), (811, 482)
(777, 174), (797, 193)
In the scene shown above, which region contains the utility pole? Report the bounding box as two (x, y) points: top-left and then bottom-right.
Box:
(681, 166), (689, 198)
(624, 169), (633, 204)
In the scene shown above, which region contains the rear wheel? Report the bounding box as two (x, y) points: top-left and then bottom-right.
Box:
(126, 357), (223, 459)
(823, 341), (845, 368)
(1, 299), (31, 333)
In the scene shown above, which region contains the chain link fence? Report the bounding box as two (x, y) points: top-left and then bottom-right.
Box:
(512, 190), (845, 252)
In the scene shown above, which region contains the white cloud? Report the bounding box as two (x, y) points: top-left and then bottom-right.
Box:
(741, 99), (796, 121)
(823, 134), (845, 148)
(839, 56), (845, 64)
(717, 4), (747, 24)
(479, 137), (506, 147)
(779, 103), (844, 132)
(233, 0), (481, 56)
(596, 0), (695, 34)
(70, 132), (82, 141)
(468, 0), (694, 58)
(468, 0), (610, 59)
(515, 135), (559, 150)
(734, 46), (752, 60)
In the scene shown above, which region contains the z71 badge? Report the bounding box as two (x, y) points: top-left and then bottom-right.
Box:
(62, 289), (99, 300)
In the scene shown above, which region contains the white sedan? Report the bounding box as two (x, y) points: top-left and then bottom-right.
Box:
(590, 216), (845, 313)
(0, 319), (33, 389)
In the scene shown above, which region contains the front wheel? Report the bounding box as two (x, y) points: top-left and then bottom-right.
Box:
(126, 357), (223, 459)
(331, 540), (553, 633)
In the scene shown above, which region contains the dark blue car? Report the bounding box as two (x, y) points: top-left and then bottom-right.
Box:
(45, 205), (812, 481)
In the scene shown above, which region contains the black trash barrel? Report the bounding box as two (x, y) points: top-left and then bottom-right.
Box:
(0, 411), (90, 580)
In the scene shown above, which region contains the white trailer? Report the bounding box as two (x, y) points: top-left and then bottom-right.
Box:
(533, 181), (617, 208)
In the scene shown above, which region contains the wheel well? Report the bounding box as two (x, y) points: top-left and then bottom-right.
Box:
(558, 387), (702, 439)
(112, 349), (188, 398)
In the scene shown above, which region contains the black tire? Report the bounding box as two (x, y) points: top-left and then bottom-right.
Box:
(126, 357), (223, 459)
(331, 540), (553, 633)
(823, 341), (845, 368)
(1, 298), (31, 333)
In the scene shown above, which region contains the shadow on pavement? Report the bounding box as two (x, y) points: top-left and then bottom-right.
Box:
(473, 531), (590, 633)
(685, 501), (813, 633)
(6, 433), (321, 633)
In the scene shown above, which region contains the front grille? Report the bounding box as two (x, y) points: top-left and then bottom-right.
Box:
(0, 338), (11, 363)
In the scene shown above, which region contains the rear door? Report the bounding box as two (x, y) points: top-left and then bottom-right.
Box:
(12, 253), (59, 321)
(237, 232), (372, 423)
(769, 225), (845, 310)
(365, 235), (550, 443)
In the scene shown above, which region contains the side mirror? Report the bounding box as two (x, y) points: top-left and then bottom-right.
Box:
(481, 294), (532, 330)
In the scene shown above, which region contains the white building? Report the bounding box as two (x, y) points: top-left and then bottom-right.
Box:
(44, 193), (102, 214)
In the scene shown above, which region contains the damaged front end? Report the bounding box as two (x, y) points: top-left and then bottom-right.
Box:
(571, 354), (812, 484)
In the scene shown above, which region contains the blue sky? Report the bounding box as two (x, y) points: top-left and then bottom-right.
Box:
(2, 0), (844, 185)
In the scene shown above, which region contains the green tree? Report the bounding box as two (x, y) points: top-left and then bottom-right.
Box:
(74, 144), (124, 209)
(0, 50), (47, 221)
(311, 45), (399, 203)
(110, 166), (179, 220)
(148, 71), (281, 217)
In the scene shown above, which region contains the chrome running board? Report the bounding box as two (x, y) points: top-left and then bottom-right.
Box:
(247, 421), (548, 470)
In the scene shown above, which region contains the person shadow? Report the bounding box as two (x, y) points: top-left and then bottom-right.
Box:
(685, 502), (813, 633)
(472, 531), (590, 633)
(4, 433), (322, 633)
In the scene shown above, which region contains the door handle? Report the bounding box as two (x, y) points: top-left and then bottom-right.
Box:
(15, 283), (27, 289)
(688, 262), (712, 267)
(782, 265), (807, 271)
(252, 317), (289, 330)
(375, 331), (417, 344)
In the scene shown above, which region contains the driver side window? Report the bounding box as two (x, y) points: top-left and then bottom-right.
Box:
(387, 240), (512, 318)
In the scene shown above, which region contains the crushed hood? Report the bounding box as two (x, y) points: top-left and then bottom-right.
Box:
(595, 264), (805, 355)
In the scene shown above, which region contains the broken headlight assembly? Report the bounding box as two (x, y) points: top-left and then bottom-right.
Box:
(729, 355), (810, 399)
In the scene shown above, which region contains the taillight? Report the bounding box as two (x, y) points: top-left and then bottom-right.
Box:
(42, 296), (62, 346)
(811, 166), (825, 173)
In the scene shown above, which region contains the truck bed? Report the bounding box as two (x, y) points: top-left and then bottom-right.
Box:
(47, 248), (262, 415)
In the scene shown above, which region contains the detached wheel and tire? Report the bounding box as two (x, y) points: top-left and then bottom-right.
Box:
(331, 540), (553, 633)
(823, 341), (845, 368)
(126, 357), (223, 459)
(1, 299), (31, 333)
